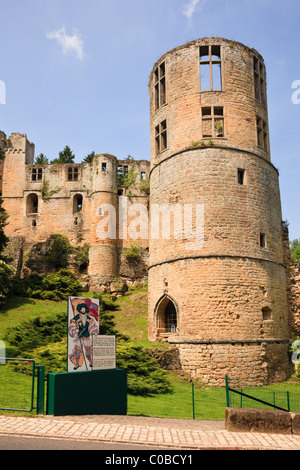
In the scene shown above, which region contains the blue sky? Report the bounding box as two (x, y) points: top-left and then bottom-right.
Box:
(0, 0), (299, 240)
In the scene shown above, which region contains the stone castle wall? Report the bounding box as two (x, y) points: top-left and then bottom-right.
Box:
(0, 132), (150, 291)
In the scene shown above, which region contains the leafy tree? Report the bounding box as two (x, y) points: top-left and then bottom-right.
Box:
(290, 239), (300, 262)
(34, 153), (49, 164)
(51, 145), (75, 164)
(82, 151), (95, 163)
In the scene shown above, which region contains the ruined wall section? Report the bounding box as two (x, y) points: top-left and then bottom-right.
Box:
(1, 133), (150, 289)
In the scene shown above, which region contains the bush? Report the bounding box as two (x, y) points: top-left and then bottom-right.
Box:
(46, 234), (72, 268)
(123, 242), (142, 262)
(4, 312), (67, 354)
(0, 260), (15, 308)
(12, 269), (82, 301)
(116, 341), (172, 396)
(33, 340), (67, 374)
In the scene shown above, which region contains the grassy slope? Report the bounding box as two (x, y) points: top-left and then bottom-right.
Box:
(0, 288), (226, 420)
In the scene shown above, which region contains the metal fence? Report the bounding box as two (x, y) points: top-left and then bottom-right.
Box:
(0, 358), (44, 413)
(225, 375), (300, 412)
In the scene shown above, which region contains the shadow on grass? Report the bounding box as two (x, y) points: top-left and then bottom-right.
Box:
(1, 295), (36, 313)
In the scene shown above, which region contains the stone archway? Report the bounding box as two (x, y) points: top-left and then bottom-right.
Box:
(26, 193), (38, 214)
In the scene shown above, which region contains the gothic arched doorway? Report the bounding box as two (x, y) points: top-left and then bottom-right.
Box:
(155, 295), (178, 336)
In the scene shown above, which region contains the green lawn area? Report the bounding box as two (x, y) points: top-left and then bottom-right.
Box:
(128, 371), (226, 420)
(1, 290), (299, 421)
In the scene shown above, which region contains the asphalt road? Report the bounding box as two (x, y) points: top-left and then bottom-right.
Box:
(0, 435), (163, 451)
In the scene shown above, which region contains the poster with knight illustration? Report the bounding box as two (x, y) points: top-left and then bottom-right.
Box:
(67, 296), (99, 372)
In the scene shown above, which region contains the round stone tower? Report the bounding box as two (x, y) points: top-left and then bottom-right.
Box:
(88, 153), (118, 289)
(148, 37), (290, 386)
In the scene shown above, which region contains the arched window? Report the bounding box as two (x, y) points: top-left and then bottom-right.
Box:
(73, 194), (83, 213)
(155, 295), (178, 335)
(26, 193), (38, 214)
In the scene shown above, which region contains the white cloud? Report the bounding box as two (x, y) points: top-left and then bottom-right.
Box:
(182, 0), (206, 19)
(47, 27), (84, 60)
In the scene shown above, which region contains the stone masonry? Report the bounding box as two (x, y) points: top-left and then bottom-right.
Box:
(148, 37), (294, 386)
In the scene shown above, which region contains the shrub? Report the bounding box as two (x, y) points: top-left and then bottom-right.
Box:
(4, 312), (67, 354)
(46, 234), (72, 268)
(72, 243), (90, 273)
(12, 270), (83, 301)
(116, 341), (172, 396)
(0, 260), (15, 308)
(123, 242), (142, 262)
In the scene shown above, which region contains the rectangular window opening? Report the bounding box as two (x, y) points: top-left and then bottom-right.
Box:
(256, 116), (269, 152)
(260, 233), (266, 248)
(68, 167), (79, 181)
(200, 45), (222, 91)
(253, 55), (266, 106)
(155, 120), (168, 155)
(31, 168), (43, 182)
(237, 169), (245, 185)
(202, 106), (224, 138)
(154, 61), (166, 110)
(212, 63), (222, 90)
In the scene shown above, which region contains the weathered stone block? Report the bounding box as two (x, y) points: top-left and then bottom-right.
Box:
(225, 407), (292, 434)
(291, 412), (300, 435)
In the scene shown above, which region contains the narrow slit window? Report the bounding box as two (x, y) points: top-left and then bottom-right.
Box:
(200, 45), (222, 91)
(238, 169), (245, 185)
(102, 162), (107, 172)
(141, 171), (146, 180)
(260, 233), (266, 248)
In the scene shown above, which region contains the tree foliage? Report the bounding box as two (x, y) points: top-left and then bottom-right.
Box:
(0, 193), (14, 308)
(290, 239), (300, 263)
(35, 153), (49, 164)
(46, 234), (72, 268)
(13, 269), (83, 301)
(51, 145), (75, 164)
(82, 151), (95, 163)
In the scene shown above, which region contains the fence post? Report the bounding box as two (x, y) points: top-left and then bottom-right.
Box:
(192, 383), (195, 420)
(225, 376), (230, 407)
(37, 366), (45, 415)
(287, 391), (290, 412)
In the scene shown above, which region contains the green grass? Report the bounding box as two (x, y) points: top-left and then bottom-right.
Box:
(2, 290), (299, 421)
(128, 371), (226, 420)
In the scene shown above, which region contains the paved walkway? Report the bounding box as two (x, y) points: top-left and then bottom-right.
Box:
(1, 414), (300, 450)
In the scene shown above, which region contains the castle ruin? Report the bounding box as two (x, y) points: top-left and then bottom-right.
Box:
(1, 37), (299, 386)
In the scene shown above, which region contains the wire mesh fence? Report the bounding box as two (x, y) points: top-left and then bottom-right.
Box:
(226, 375), (300, 412)
(0, 358), (35, 412)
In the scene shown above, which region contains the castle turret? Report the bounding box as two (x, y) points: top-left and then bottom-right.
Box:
(88, 154), (118, 289)
(148, 38), (290, 386)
